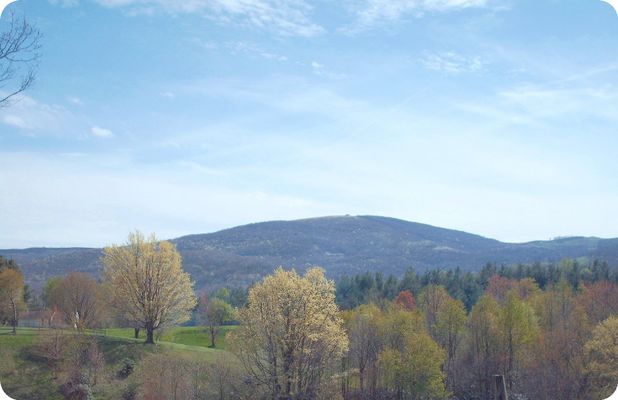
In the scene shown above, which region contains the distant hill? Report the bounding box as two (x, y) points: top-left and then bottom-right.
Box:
(2, 215), (617, 292)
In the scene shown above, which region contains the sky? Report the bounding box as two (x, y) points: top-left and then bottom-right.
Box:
(1, 0), (618, 248)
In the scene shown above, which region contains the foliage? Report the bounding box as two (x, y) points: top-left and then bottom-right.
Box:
(584, 316), (618, 400)
(117, 357), (136, 379)
(336, 259), (618, 311)
(198, 295), (235, 348)
(342, 301), (447, 400)
(102, 231), (197, 344)
(230, 267), (348, 400)
(47, 272), (106, 331)
(0, 267), (25, 333)
(435, 296), (466, 390)
(379, 332), (447, 400)
(394, 290), (415, 311)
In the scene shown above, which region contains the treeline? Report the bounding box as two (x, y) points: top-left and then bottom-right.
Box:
(2, 238), (618, 400)
(336, 259), (618, 310)
(0, 256), (29, 333)
(340, 278), (618, 400)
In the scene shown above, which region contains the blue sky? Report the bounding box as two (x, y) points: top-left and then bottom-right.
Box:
(1, 0), (618, 248)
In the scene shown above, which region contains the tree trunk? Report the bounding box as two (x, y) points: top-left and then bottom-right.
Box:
(493, 375), (508, 400)
(10, 298), (17, 334)
(210, 325), (216, 347)
(146, 327), (155, 344)
(134, 327), (140, 339)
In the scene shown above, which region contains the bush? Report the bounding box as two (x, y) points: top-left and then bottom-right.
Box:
(117, 357), (136, 379)
(60, 381), (94, 400)
(122, 382), (138, 400)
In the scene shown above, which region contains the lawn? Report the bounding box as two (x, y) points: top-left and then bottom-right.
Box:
(1, 328), (68, 400)
(0, 326), (232, 399)
(103, 325), (237, 350)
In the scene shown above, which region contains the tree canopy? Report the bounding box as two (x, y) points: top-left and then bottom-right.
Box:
(102, 231), (197, 344)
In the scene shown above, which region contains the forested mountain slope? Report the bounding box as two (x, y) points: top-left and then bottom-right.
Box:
(2, 215), (616, 291)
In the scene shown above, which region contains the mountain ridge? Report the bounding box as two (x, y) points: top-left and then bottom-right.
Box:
(2, 215), (617, 292)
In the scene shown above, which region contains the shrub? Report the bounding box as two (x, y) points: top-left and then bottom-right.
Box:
(117, 357), (136, 379)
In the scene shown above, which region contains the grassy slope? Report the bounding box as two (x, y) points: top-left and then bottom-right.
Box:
(0, 329), (64, 400)
(0, 326), (235, 400)
(104, 325), (236, 351)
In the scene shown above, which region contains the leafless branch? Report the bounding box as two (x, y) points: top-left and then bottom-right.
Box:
(0, 12), (41, 107)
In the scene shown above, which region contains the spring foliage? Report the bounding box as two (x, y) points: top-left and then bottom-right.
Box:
(230, 267), (348, 399)
(102, 231), (197, 344)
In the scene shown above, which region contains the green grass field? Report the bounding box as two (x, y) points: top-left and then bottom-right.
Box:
(0, 326), (236, 399)
(102, 324), (236, 350)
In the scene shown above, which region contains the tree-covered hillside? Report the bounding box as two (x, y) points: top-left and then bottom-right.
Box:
(2, 215), (618, 292)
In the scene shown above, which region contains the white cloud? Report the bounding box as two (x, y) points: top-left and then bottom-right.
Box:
(92, 0), (324, 37)
(48, 0), (80, 6)
(3, 115), (31, 130)
(458, 84), (618, 127)
(421, 51), (486, 74)
(0, 152), (333, 247)
(67, 96), (83, 105)
(0, 94), (79, 136)
(308, 61), (345, 79)
(350, 0), (489, 29)
(91, 126), (114, 138)
(3, 78), (618, 246)
(227, 41), (288, 62)
(311, 61), (323, 71)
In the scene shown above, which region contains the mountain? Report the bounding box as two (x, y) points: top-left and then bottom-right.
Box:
(2, 215), (617, 292)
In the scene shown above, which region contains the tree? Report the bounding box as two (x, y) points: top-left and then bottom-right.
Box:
(0, 13), (41, 105)
(342, 304), (383, 396)
(199, 295), (235, 348)
(62, 335), (105, 389)
(42, 277), (63, 309)
(53, 272), (105, 331)
(30, 329), (67, 379)
(378, 332), (447, 400)
(394, 290), (416, 311)
(584, 317), (618, 400)
(377, 304), (447, 400)
(229, 267), (348, 400)
(102, 231), (197, 344)
(576, 281), (618, 325)
(435, 297), (466, 391)
(0, 267), (25, 334)
(485, 275), (517, 304)
(466, 294), (501, 399)
(418, 284), (451, 339)
(497, 291), (538, 390)
(0, 255), (20, 272)
(523, 282), (589, 400)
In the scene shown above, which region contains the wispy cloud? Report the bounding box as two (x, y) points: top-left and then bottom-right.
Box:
(67, 96), (84, 106)
(421, 51), (486, 74)
(310, 61), (345, 79)
(458, 83), (618, 128)
(0, 152), (333, 247)
(49, 0), (80, 7)
(3, 115), (31, 130)
(91, 126), (114, 138)
(0, 94), (79, 136)
(92, 0), (324, 36)
(227, 41), (288, 62)
(348, 0), (490, 30)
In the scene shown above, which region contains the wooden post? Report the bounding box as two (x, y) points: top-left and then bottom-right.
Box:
(493, 375), (508, 400)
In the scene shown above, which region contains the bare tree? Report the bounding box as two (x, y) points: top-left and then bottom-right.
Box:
(0, 12), (41, 105)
